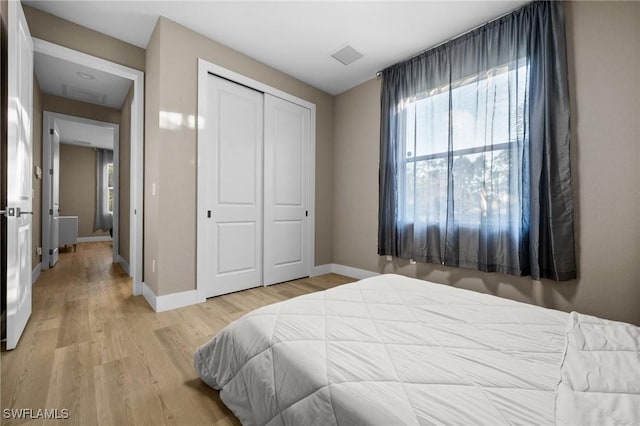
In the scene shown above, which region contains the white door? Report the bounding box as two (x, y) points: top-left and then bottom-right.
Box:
(49, 124), (60, 267)
(263, 95), (311, 285)
(6, 0), (34, 350)
(201, 75), (264, 298)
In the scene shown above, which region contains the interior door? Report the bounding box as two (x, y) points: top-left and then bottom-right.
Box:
(263, 95), (311, 285)
(202, 74), (264, 298)
(6, 0), (34, 350)
(49, 124), (60, 267)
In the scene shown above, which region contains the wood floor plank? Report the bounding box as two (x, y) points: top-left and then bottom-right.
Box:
(94, 359), (136, 426)
(1, 242), (355, 425)
(56, 298), (91, 348)
(45, 342), (97, 426)
(1, 327), (58, 426)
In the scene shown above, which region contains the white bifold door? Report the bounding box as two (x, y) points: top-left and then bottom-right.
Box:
(199, 74), (311, 298)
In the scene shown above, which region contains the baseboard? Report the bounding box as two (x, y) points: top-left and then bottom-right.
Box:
(312, 263), (380, 280)
(78, 236), (112, 243)
(140, 264), (377, 313)
(142, 283), (202, 313)
(142, 282), (157, 311)
(311, 264), (333, 276)
(117, 255), (130, 276)
(31, 262), (42, 285)
(132, 280), (143, 296)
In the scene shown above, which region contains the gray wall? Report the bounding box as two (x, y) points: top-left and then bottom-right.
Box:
(332, 1), (640, 325)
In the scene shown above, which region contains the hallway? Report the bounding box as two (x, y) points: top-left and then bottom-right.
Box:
(1, 242), (353, 425)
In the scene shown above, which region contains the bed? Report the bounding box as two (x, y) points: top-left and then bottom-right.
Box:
(194, 274), (640, 426)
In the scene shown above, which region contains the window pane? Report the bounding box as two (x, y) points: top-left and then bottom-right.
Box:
(107, 163), (114, 187)
(415, 158), (448, 225)
(414, 91), (449, 157)
(108, 188), (113, 213)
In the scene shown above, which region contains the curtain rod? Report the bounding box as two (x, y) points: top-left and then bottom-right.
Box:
(375, 2), (529, 78)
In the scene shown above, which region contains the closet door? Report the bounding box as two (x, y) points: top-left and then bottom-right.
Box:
(263, 94), (311, 285)
(203, 75), (264, 298)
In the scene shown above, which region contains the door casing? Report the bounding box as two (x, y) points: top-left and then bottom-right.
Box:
(42, 112), (120, 269)
(34, 39), (144, 295)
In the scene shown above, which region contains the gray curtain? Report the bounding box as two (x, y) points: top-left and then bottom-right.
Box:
(94, 148), (113, 232)
(379, 1), (576, 281)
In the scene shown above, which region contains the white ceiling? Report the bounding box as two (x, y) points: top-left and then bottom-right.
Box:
(25, 1), (528, 95)
(57, 119), (115, 150)
(34, 51), (132, 109)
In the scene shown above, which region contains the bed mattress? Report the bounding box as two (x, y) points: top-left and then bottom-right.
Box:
(195, 274), (576, 425)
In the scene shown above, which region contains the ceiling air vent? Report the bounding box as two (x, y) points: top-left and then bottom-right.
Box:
(62, 83), (108, 105)
(331, 45), (364, 66)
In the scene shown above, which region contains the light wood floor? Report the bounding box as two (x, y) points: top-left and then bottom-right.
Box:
(1, 242), (355, 425)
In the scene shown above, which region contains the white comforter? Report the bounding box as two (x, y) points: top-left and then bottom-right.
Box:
(555, 312), (640, 426)
(195, 274), (573, 425)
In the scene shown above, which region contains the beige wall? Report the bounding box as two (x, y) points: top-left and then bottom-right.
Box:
(32, 76), (43, 269)
(119, 87), (133, 264)
(42, 94), (121, 125)
(58, 144), (108, 238)
(145, 18), (335, 296)
(23, 5), (144, 71)
(332, 1), (640, 325)
(144, 22), (161, 294)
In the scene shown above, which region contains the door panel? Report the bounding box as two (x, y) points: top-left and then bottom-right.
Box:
(263, 95), (310, 285)
(217, 222), (256, 274)
(272, 220), (303, 266)
(203, 75), (263, 298)
(217, 93), (259, 205)
(273, 113), (303, 206)
(6, 0), (33, 350)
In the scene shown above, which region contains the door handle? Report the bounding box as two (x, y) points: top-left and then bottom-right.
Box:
(17, 208), (33, 217)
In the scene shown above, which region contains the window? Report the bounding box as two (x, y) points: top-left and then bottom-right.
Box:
(94, 148), (113, 232)
(400, 63), (528, 232)
(107, 163), (114, 213)
(379, 1), (576, 280)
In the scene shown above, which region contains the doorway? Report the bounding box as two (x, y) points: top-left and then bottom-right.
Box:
(42, 112), (120, 268)
(33, 38), (144, 295)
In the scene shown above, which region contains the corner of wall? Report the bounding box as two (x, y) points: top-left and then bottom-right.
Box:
(143, 17), (162, 295)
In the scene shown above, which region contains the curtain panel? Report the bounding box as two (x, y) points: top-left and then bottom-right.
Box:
(94, 148), (113, 232)
(378, 1), (576, 281)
